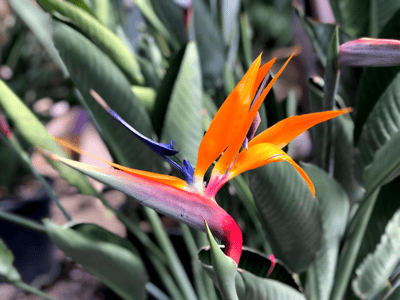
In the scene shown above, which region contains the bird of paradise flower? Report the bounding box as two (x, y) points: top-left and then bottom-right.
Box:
(47, 53), (350, 265)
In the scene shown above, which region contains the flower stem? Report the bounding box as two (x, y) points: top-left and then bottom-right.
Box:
(0, 210), (46, 233)
(143, 207), (198, 300)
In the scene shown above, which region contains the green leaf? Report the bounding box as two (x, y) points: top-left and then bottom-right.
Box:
(204, 221), (239, 300)
(151, 44), (187, 136)
(328, 0), (370, 37)
(348, 178), (400, 300)
(8, 0), (68, 74)
(44, 221), (148, 300)
(131, 0), (176, 47)
(303, 164), (349, 300)
(66, 0), (94, 15)
(248, 161), (322, 273)
(294, 5), (351, 66)
(161, 41), (203, 166)
(357, 72), (400, 182)
(150, 0), (187, 47)
(363, 130), (400, 193)
(308, 79), (362, 202)
(36, 0), (143, 84)
(370, 0), (400, 37)
(0, 238), (21, 283)
(354, 9), (400, 143)
(320, 27), (340, 171)
(352, 209), (400, 299)
(333, 116), (364, 202)
(221, 0), (241, 44)
(0, 80), (97, 196)
(193, 0), (225, 90)
(52, 20), (157, 172)
(198, 247), (306, 300)
(386, 285), (400, 300)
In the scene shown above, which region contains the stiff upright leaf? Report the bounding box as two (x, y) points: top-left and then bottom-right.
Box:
(8, 0), (68, 74)
(249, 161), (322, 273)
(303, 164), (349, 300)
(52, 21), (157, 172)
(0, 80), (97, 196)
(352, 210), (400, 299)
(36, 0), (143, 84)
(44, 221), (148, 300)
(357, 73), (400, 179)
(192, 0), (225, 90)
(161, 42), (203, 166)
(0, 238), (21, 283)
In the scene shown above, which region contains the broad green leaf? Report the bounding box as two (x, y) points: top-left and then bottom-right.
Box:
(352, 210), (400, 299)
(248, 161), (322, 273)
(151, 44), (187, 136)
(328, 0), (370, 37)
(0, 238), (21, 283)
(357, 72), (400, 180)
(8, 0), (68, 75)
(161, 42), (203, 166)
(303, 164), (349, 300)
(52, 21), (157, 172)
(350, 179), (400, 300)
(44, 221), (147, 300)
(0, 80), (97, 196)
(150, 0), (187, 47)
(370, 0), (400, 36)
(193, 0), (225, 90)
(354, 10), (400, 142)
(204, 221), (238, 300)
(36, 0), (143, 84)
(363, 130), (400, 193)
(198, 247), (305, 300)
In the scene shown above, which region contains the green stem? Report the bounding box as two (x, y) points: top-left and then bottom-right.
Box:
(180, 223), (211, 300)
(143, 207), (198, 300)
(329, 188), (380, 300)
(0, 210), (46, 233)
(13, 281), (59, 300)
(95, 194), (168, 263)
(148, 254), (185, 300)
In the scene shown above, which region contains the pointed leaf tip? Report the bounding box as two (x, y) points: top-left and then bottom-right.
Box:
(204, 220), (239, 300)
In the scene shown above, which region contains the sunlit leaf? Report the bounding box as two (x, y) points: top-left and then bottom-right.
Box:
(0, 238), (21, 283)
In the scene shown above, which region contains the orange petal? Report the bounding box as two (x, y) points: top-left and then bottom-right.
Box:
(213, 54), (293, 176)
(53, 137), (187, 189)
(252, 58), (276, 96)
(249, 108), (352, 149)
(194, 54), (262, 180)
(227, 143), (315, 197)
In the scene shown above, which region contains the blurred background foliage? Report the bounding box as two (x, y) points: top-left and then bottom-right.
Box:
(1, 0), (400, 299)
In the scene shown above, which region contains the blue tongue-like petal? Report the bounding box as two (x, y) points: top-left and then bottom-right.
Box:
(90, 90), (194, 183)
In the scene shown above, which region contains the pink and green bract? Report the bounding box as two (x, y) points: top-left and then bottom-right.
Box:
(49, 54), (350, 265)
